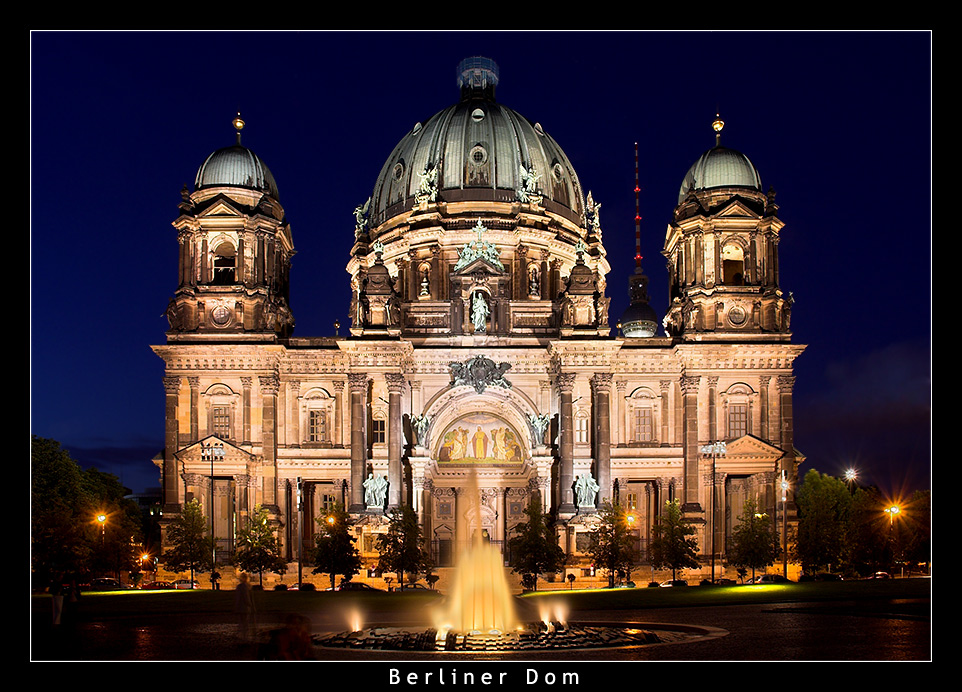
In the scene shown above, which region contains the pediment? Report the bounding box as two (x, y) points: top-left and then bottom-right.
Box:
(452, 256), (504, 276)
(176, 435), (253, 466)
(715, 198), (759, 219)
(192, 193), (250, 219)
(722, 434), (783, 459)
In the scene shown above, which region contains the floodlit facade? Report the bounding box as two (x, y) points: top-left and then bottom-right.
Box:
(152, 58), (804, 583)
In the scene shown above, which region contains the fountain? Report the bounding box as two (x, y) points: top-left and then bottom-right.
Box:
(313, 474), (720, 655)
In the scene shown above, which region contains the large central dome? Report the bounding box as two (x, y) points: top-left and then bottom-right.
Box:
(367, 57), (585, 231)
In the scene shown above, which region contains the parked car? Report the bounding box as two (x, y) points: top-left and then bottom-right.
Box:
(335, 582), (383, 592)
(749, 574), (791, 584)
(659, 579), (688, 587)
(871, 571), (892, 579)
(141, 580), (173, 590)
(172, 579), (200, 589)
(87, 577), (129, 591)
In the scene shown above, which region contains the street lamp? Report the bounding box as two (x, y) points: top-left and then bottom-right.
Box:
(884, 504), (901, 526)
(844, 467), (858, 490)
(96, 513), (107, 546)
(700, 441), (726, 584)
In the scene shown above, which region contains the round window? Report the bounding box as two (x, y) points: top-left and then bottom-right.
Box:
(469, 145), (487, 166)
(728, 305), (747, 327)
(210, 305), (232, 327)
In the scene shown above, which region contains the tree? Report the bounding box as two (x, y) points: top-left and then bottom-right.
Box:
(311, 502), (361, 589)
(793, 469), (852, 574)
(648, 499), (700, 580)
(585, 502), (638, 588)
(82, 467), (144, 579)
(161, 499), (213, 585)
(31, 436), (93, 587)
(507, 497), (566, 591)
(376, 504), (431, 589)
(728, 498), (779, 582)
(232, 505), (287, 586)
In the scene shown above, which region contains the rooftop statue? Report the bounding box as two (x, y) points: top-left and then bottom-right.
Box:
(454, 220), (504, 272)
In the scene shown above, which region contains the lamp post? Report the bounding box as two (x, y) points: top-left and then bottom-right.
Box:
(204, 440), (225, 589)
(700, 441), (726, 584)
(780, 471), (790, 578)
(296, 477), (303, 588)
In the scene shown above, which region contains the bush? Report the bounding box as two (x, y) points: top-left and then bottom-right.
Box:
(647, 581), (660, 588)
(300, 583), (316, 591)
(274, 584), (288, 591)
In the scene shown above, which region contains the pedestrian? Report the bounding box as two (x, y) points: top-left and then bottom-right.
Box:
(50, 583), (64, 626)
(234, 573), (255, 640)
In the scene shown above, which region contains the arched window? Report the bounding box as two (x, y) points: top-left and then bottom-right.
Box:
(721, 242), (745, 286)
(301, 388), (334, 445)
(575, 410), (589, 444)
(628, 386), (658, 444)
(205, 384), (237, 441)
(211, 241), (236, 285)
(723, 383), (755, 439)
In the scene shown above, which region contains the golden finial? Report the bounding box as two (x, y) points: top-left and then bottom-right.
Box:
(712, 113), (724, 146)
(232, 112), (245, 144)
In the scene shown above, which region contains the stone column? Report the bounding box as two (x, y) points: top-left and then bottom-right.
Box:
(163, 376), (181, 510)
(777, 375), (796, 474)
(188, 377), (200, 441)
(386, 373), (405, 509)
(615, 379), (627, 445)
(707, 376), (718, 442)
(557, 373), (577, 514)
(759, 376), (770, 443)
(348, 373), (369, 512)
(659, 380), (671, 445)
(680, 374), (702, 511)
(591, 373), (612, 505)
(289, 380), (301, 447)
(259, 375), (279, 509)
(331, 379), (344, 446)
(241, 377), (252, 444)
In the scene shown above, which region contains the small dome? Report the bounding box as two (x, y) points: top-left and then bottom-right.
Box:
(678, 145), (762, 204)
(366, 58), (585, 232)
(195, 144), (280, 199)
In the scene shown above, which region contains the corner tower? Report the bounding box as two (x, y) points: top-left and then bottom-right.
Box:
(165, 115), (295, 341)
(662, 116), (791, 341)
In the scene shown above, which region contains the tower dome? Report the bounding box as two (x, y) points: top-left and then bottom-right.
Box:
(366, 57), (586, 232)
(194, 114), (280, 199)
(677, 115), (761, 204)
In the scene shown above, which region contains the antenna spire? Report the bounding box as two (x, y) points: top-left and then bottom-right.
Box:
(634, 142), (642, 270)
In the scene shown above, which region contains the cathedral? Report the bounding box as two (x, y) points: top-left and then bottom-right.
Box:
(152, 57), (805, 585)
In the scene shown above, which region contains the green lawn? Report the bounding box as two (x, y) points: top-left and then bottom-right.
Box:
(33, 578), (929, 620)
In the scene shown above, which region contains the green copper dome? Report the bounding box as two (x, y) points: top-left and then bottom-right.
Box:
(678, 145), (762, 204)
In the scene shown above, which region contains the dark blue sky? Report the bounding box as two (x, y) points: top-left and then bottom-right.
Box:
(30, 30), (931, 498)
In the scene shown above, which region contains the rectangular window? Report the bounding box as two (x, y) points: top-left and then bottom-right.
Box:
(308, 409), (327, 442)
(626, 492), (638, 510)
(372, 418), (386, 444)
(729, 404), (749, 439)
(633, 408), (653, 442)
(212, 406), (230, 439)
(575, 416), (589, 443)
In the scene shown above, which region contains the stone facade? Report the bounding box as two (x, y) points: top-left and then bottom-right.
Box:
(152, 61), (804, 584)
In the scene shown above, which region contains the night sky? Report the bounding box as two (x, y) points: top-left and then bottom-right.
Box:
(30, 31), (931, 499)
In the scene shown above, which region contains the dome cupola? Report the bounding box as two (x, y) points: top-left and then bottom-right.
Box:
(194, 114), (280, 199)
(677, 115), (762, 204)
